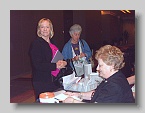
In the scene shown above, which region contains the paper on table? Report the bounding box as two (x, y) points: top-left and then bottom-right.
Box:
(51, 50), (64, 63)
(90, 72), (99, 76)
(54, 93), (81, 101)
(62, 72), (81, 84)
(54, 90), (66, 96)
(39, 97), (59, 103)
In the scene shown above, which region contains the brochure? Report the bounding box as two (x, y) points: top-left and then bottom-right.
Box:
(51, 50), (64, 63)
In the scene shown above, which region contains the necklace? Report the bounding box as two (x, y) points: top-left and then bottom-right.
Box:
(74, 47), (79, 50)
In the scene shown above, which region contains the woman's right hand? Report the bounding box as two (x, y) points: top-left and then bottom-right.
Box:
(63, 97), (74, 103)
(56, 60), (67, 69)
(72, 55), (79, 61)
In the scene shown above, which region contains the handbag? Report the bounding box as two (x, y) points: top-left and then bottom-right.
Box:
(53, 59), (73, 87)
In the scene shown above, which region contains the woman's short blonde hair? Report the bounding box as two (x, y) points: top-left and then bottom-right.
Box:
(95, 45), (125, 70)
(69, 24), (82, 36)
(37, 18), (54, 38)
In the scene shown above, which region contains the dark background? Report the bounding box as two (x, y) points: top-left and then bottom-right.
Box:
(10, 10), (135, 79)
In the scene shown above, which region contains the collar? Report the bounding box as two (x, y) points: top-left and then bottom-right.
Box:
(103, 70), (121, 83)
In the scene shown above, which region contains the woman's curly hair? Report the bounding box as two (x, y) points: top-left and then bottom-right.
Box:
(95, 45), (125, 70)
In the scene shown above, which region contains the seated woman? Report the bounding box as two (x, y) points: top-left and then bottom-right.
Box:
(63, 45), (135, 103)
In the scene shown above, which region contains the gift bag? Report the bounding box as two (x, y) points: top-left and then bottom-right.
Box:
(73, 57), (90, 77)
(73, 61), (92, 78)
(73, 62), (84, 77)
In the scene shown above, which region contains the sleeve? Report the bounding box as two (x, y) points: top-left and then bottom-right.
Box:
(62, 42), (73, 60)
(95, 83), (122, 103)
(62, 44), (69, 60)
(81, 40), (92, 60)
(29, 41), (56, 72)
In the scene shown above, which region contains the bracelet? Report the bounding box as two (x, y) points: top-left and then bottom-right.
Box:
(91, 91), (95, 99)
(79, 92), (83, 99)
(72, 98), (75, 103)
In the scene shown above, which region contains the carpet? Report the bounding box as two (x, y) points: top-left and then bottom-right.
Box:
(10, 89), (35, 103)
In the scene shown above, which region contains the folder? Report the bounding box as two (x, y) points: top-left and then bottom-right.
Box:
(51, 50), (64, 63)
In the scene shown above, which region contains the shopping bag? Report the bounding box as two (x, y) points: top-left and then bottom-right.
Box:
(73, 62), (84, 77)
(73, 57), (92, 77)
(73, 57), (88, 77)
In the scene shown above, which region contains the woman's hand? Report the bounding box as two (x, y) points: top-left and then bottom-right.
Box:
(63, 97), (74, 103)
(56, 60), (67, 69)
(72, 55), (79, 61)
(63, 96), (83, 103)
(80, 52), (86, 58)
(64, 92), (80, 98)
(64, 91), (73, 96)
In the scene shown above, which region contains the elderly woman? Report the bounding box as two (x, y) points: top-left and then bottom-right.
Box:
(63, 45), (135, 103)
(62, 24), (92, 63)
(29, 18), (67, 102)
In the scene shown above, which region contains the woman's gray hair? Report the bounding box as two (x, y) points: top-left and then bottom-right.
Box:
(69, 24), (82, 36)
(37, 18), (54, 38)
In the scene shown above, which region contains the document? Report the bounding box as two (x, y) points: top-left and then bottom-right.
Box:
(51, 50), (64, 63)
(54, 93), (81, 101)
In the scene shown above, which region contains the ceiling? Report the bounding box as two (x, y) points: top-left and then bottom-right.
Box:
(110, 10), (135, 19)
(102, 10), (135, 19)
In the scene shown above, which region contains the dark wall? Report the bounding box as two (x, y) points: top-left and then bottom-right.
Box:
(10, 10), (64, 79)
(10, 10), (135, 79)
(63, 10), (73, 45)
(85, 10), (102, 51)
(73, 10), (86, 40)
(101, 14), (122, 45)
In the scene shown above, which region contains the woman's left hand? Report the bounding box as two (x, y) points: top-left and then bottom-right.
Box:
(80, 52), (86, 58)
(63, 97), (74, 103)
(57, 60), (67, 68)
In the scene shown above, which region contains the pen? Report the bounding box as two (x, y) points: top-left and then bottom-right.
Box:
(54, 98), (62, 103)
(54, 98), (59, 100)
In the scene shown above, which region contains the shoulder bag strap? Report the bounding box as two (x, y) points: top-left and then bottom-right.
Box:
(70, 59), (78, 77)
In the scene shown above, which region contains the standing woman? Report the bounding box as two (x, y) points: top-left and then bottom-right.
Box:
(29, 18), (67, 102)
(62, 24), (92, 63)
